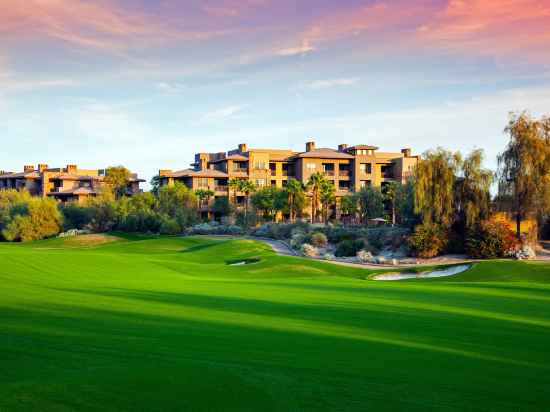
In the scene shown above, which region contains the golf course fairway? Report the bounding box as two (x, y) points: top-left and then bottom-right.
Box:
(1, 234), (550, 411)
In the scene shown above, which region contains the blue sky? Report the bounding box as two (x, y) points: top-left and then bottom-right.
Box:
(1, 0), (550, 186)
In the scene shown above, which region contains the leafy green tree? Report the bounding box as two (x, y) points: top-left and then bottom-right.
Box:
(251, 187), (283, 221)
(150, 175), (161, 196)
(157, 182), (197, 230)
(307, 172), (327, 223)
(340, 194), (359, 224)
(283, 178), (306, 222)
(240, 180), (257, 218)
(414, 148), (462, 229)
(394, 180), (416, 226)
(357, 186), (384, 224)
(105, 166), (131, 199)
(212, 196), (233, 218)
(497, 112), (550, 239)
(0, 192), (62, 242)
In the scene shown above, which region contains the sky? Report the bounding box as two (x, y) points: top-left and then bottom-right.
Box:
(1, 0), (550, 187)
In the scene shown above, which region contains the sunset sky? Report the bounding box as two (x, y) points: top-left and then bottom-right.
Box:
(1, 0), (550, 184)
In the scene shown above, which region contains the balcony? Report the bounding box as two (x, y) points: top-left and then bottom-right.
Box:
(232, 168), (248, 174)
(339, 170), (350, 177)
(282, 170), (294, 177)
(323, 170), (335, 177)
(382, 172), (395, 179)
(215, 186), (228, 192)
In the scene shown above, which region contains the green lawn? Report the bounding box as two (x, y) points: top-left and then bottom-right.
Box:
(1, 235), (550, 411)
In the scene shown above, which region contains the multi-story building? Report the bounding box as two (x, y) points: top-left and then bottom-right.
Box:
(158, 141), (419, 219)
(0, 164), (144, 203)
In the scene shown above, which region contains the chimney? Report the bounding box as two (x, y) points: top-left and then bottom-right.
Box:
(38, 164), (48, 172)
(24, 165), (34, 172)
(401, 148), (412, 157)
(66, 164), (77, 174)
(238, 143), (247, 153)
(305, 141), (316, 152)
(338, 144), (348, 152)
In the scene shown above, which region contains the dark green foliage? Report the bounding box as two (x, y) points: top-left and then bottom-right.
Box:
(60, 202), (93, 230)
(335, 239), (365, 257)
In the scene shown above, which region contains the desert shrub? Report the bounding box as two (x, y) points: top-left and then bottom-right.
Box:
(356, 249), (374, 263)
(310, 232), (328, 248)
(186, 222), (244, 236)
(159, 216), (180, 235)
(465, 220), (518, 259)
(60, 202), (93, 230)
(408, 223), (448, 258)
(2, 196), (62, 242)
(290, 231), (306, 249)
(335, 239), (365, 257)
(301, 243), (318, 257)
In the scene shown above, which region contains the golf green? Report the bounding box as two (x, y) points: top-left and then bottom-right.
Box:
(1, 234), (550, 411)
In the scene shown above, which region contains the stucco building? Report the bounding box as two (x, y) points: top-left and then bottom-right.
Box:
(0, 164), (144, 203)
(158, 141), (419, 219)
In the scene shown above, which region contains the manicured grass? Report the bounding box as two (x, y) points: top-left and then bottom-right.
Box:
(1, 235), (550, 411)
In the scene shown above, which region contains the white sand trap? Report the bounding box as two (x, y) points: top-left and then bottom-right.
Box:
(373, 264), (472, 281)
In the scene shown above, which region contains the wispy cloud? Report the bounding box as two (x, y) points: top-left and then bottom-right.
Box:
(156, 82), (186, 94)
(303, 77), (360, 90)
(274, 40), (315, 56)
(0, 0), (241, 55)
(201, 105), (246, 122)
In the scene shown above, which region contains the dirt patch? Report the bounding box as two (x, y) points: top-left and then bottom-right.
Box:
(60, 234), (123, 248)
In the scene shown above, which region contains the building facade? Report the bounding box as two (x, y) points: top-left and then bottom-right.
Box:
(159, 141), (419, 219)
(0, 164), (144, 203)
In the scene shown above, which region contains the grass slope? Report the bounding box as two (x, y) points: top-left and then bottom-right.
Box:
(1, 235), (550, 411)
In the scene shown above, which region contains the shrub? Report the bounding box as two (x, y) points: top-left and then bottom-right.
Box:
(356, 249), (374, 263)
(465, 220), (518, 259)
(60, 202), (93, 230)
(408, 223), (448, 258)
(290, 232), (306, 249)
(2, 196), (62, 242)
(159, 216), (181, 235)
(310, 232), (328, 248)
(301, 243), (318, 257)
(335, 239), (365, 257)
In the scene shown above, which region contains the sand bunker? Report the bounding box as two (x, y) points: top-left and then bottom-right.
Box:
(373, 264), (472, 281)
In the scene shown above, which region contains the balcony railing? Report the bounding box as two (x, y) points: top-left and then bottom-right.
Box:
(215, 186), (228, 192)
(232, 168), (248, 173)
(339, 170), (350, 177)
(323, 170), (335, 177)
(282, 171), (294, 177)
(382, 173), (395, 179)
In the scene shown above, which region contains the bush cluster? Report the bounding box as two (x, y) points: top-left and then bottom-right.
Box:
(465, 220), (518, 259)
(407, 223), (448, 258)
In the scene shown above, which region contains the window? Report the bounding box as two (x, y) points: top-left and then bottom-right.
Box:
(254, 161), (266, 170)
(306, 163), (316, 171)
(256, 179), (266, 187)
(197, 178), (208, 188)
(269, 163), (277, 173)
(359, 163), (372, 174)
(339, 181), (351, 191)
(271, 180), (277, 186)
(360, 180), (371, 188)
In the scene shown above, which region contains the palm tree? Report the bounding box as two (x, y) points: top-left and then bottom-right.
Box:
(285, 178), (305, 223)
(240, 180), (257, 218)
(307, 172), (327, 223)
(320, 180), (336, 224)
(228, 178), (241, 205)
(383, 182), (399, 226)
(195, 188), (214, 218)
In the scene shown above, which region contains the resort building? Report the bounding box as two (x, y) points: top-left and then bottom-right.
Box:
(158, 141), (419, 218)
(0, 164), (145, 203)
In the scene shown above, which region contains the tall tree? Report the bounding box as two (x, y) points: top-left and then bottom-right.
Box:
(319, 180), (336, 224)
(105, 166), (131, 199)
(228, 178), (241, 204)
(414, 148), (462, 229)
(307, 172), (327, 223)
(340, 194), (359, 224)
(239, 180), (257, 218)
(456, 149), (493, 231)
(382, 182), (399, 226)
(284, 178), (306, 222)
(497, 112), (550, 239)
(195, 189), (214, 218)
(357, 186), (384, 224)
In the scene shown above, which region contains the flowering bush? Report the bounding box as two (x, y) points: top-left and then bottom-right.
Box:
(466, 220), (518, 259)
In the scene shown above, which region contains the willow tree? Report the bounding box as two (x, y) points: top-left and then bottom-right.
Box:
(413, 148), (461, 229)
(497, 112), (550, 239)
(455, 149), (493, 231)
